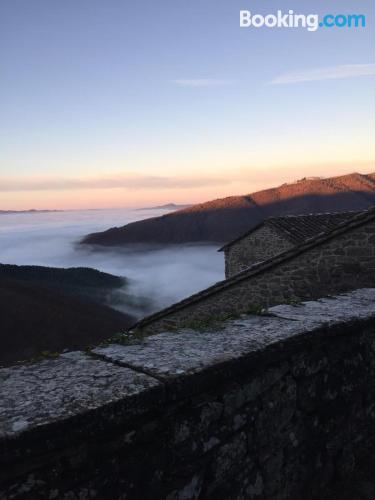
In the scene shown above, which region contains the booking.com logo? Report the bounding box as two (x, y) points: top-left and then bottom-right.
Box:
(240, 10), (366, 32)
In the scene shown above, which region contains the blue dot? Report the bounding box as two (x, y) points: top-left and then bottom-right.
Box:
(319, 22), (324, 27)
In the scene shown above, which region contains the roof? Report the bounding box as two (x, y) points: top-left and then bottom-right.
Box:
(132, 206), (375, 331)
(218, 210), (364, 252)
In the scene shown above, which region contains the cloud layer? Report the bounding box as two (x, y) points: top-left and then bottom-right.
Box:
(269, 64), (375, 85)
(0, 173), (231, 192)
(0, 209), (224, 317)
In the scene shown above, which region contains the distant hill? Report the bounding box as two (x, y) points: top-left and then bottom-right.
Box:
(135, 203), (192, 211)
(0, 265), (135, 365)
(0, 209), (62, 214)
(81, 172), (375, 246)
(0, 264), (125, 305)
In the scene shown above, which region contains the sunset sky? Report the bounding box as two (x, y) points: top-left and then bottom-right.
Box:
(1, 0), (374, 209)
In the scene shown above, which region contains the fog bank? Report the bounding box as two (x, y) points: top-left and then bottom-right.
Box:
(0, 208), (224, 318)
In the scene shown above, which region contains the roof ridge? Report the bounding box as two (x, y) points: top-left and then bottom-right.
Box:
(266, 209), (362, 220)
(219, 209), (368, 251)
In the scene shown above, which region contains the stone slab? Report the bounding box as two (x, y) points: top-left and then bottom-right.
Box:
(0, 351), (161, 439)
(94, 316), (300, 379)
(94, 289), (375, 380)
(269, 288), (375, 322)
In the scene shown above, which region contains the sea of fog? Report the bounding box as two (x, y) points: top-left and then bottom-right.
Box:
(0, 208), (224, 317)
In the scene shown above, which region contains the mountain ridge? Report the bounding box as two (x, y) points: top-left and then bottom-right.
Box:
(135, 203), (192, 211)
(81, 172), (375, 246)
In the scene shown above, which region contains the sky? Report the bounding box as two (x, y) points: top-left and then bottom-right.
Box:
(0, 0), (374, 209)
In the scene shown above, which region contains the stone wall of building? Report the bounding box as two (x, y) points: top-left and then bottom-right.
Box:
(135, 218), (375, 335)
(224, 225), (294, 278)
(1, 290), (375, 499)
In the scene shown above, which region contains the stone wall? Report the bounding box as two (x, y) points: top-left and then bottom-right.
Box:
(1, 289), (375, 499)
(135, 216), (375, 335)
(224, 225), (293, 278)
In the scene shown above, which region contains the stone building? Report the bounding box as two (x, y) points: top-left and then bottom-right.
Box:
(133, 207), (375, 335)
(219, 211), (361, 278)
